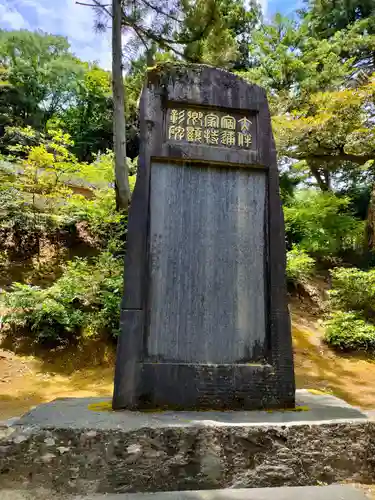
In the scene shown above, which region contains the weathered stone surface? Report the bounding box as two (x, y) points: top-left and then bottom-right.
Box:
(113, 63), (295, 411)
(1, 485), (371, 500)
(0, 393), (374, 495)
(148, 164), (266, 364)
(1, 421), (375, 494)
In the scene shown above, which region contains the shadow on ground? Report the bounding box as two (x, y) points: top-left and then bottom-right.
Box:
(0, 335), (114, 420)
(1, 332), (116, 375)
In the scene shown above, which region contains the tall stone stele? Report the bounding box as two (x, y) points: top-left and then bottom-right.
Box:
(113, 64), (295, 411)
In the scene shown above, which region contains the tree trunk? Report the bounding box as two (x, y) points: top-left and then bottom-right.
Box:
(310, 163), (330, 191)
(366, 185), (375, 252)
(112, 0), (130, 211)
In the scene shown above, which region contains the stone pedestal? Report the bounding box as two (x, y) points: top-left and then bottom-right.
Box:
(0, 391), (373, 495)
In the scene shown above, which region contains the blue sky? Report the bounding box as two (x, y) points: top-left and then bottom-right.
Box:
(0, 0), (298, 70)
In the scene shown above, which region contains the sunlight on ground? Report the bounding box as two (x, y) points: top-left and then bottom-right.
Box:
(292, 310), (375, 409)
(3, 306), (375, 420)
(0, 340), (114, 420)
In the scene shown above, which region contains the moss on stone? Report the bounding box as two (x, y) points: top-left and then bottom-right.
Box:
(307, 389), (330, 396)
(266, 405), (310, 413)
(87, 401), (113, 412)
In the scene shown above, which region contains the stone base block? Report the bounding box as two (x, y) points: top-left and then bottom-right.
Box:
(0, 391), (374, 495)
(136, 362), (295, 410)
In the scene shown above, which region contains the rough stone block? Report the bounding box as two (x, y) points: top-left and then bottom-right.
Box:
(1, 391), (374, 495)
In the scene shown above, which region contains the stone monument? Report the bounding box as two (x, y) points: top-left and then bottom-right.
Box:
(113, 64), (295, 410)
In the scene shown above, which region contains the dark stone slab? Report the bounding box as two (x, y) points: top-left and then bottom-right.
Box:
(147, 164), (267, 364)
(113, 64), (295, 410)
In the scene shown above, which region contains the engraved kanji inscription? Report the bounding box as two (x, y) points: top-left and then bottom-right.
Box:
(221, 115), (236, 130)
(187, 110), (203, 126)
(205, 114), (220, 128)
(203, 129), (220, 145)
(187, 127), (202, 143)
(238, 132), (252, 148)
(167, 108), (253, 149)
(239, 117), (252, 133)
(169, 125), (185, 141)
(221, 130), (236, 146)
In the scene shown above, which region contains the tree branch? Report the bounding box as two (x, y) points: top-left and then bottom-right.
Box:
(122, 5), (216, 46)
(76, 0), (112, 18)
(131, 24), (149, 51)
(295, 152), (375, 165)
(131, 24), (188, 58)
(138, 0), (183, 24)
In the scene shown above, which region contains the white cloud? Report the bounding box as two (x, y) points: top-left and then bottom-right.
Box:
(259, 0), (268, 16)
(245, 0), (268, 17)
(0, 0), (112, 69)
(0, 3), (29, 30)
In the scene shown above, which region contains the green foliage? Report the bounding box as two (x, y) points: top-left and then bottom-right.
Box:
(302, 0), (375, 39)
(273, 77), (375, 190)
(63, 151), (136, 249)
(61, 65), (113, 161)
(284, 190), (364, 259)
(183, 0), (259, 68)
(324, 267), (375, 352)
(0, 30), (83, 129)
(0, 125), (41, 157)
(286, 246), (315, 284)
(1, 252), (123, 345)
(324, 311), (375, 351)
(328, 267), (375, 319)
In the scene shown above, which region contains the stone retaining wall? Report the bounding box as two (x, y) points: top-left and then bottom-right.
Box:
(1, 420), (375, 495)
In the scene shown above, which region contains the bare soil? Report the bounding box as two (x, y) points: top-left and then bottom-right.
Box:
(0, 338), (114, 420)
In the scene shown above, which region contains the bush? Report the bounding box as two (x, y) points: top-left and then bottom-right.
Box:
(324, 311), (375, 351)
(284, 190), (364, 260)
(62, 152), (135, 252)
(329, 267), (375, 320)
(0, 283), (85, 346)
(286, 246), (315, 284)
(1, 251), (123, 346)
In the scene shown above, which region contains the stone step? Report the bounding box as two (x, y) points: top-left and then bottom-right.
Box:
(1, 486), (370, 500)
(73, 486), (370, 500)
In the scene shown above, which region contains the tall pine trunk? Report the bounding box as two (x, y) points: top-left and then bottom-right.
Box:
(112, 0), (130, 210)
(367, 185), (375, 252)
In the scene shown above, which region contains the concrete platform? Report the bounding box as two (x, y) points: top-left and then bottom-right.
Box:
(0, 486), (371, 500)
(77, 486), (371, 499)
(0, 391), (374, 495)
(6, 390), (368, 430)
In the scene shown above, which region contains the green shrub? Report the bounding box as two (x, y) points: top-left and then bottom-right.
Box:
(286, 246), (315, 284)
(329, 267), (375, 320)
(1, 251), (123, 346)
(62, 152), (135, 252)
(284, 190), (364, 259)
(0, 283), (85, 346)
(324, 311), (375, 351)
